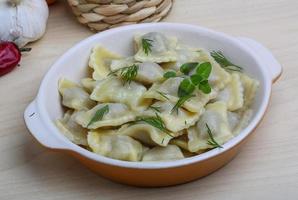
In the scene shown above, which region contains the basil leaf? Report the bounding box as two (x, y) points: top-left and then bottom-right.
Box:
(180, 62), (199, 75)
(178, 79), (195, 97)
(196, 62), (212, 79)
(199, 82), (211, 94)
(163, 71), (177, 79)
(190, 74), (203, 85)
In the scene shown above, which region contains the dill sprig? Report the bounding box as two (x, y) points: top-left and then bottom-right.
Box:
(210, 51), (243, 72)
(109, 64), (139, 85)
(156, 90), (169, 100)
(171, 94), (194, 114)
(135, 113), (173, 137)
(147, 105), (162, 113)
(87, 105), (109, 127)
(206, 123), (223, 148)
(142, 38), (153, 55)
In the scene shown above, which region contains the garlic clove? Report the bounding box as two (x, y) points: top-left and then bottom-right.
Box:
(0, 0), (49, 47)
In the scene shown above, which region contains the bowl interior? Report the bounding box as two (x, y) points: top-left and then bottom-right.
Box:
(37, 23), (269, 167)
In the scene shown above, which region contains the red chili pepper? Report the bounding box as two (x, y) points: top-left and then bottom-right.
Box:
(0, 42), (31, 76)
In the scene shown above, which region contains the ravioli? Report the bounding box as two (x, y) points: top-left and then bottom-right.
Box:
(143, 101), (201, 132)
(118, 124), (179, 147)
(134, 32), (178, 63)
(110, 60), (164, 84)
(58, 78), (95, 110)
(187, 101), (234, 152)
(90, 77), (151, 111)
(75, 103), (135, 129)
(55, 110), (88, 145)
(239, 73), (259, 109)
(165, 47), (202, 71)
(142, 145), (184, 161)
(215, 73), (244, 111)
(87, 131), (144, 161)
(80, 78), (97, 93)
(89, 45), (121, 80)
(229, 109), (253, 135)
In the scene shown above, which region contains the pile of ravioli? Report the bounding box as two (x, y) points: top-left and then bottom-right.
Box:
(56, 32), (259, 162)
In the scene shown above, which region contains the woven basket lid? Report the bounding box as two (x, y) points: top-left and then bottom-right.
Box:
(67, 0), (173, 31)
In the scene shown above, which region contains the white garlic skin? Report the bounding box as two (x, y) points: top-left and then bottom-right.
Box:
(0, 0), (49, 47)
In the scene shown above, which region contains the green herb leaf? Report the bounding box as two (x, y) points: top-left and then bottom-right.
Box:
(171, 61), (213, 114)
(135, 113), (173, 137)
(224, 66), (244, 72)
(163, 71), (177, 79)
(156, 90), (169, 100)
(210, 51), (242, 72)
(120, 64), (138, 85)
(180, 62), (199, 75)
(190, 74), (203, 86)
(196, 62), (212, 79)
(87, 105), (109, 127)
(171, 94), (195, 114)
(206, 123), (223, 148)
(142, 38), (153, 55)
(109, 64), (139, 85)
(178, 79), (195, 97)
(199, 81), (211, 94)
(148, 105), (162, 113)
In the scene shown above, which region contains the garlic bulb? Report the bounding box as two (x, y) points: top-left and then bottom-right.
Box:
(0, 0), (49, 47)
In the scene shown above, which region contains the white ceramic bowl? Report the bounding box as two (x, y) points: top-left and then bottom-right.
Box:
(24, 23), (282, 187)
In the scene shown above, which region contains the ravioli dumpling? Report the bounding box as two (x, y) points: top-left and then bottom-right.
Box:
(75, 103), (135, 129)
(215, 73), (244, 111)
(58, 78), (95, 110)
(134, 32), (178, 63)
(90, 77), (151, 111)
(80, 78), (98, 93)
(163, 47), (202, 71)
(110, 57), (135, 69)
(144, 101), (201, 132)
(110, 61), (164, 84)
(187, 101), (234, 152)
(118, 124), (181, 147)
(228, 109), (253, 135)
(169, 135), (189, 151)
(227, 111), (240, 131)
(89, 45), (121, 80)
(143, 77), (217, 113)
(239, 73), (259, 109)
(142, 145), (184, 161)
(87, 131), (144, 161)
(55, 110), (88, 145)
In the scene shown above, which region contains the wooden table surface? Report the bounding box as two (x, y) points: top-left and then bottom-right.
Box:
(1, 0), (297, 199)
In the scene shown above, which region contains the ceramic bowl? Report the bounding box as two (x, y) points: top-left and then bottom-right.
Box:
(24, 23), (282, 187)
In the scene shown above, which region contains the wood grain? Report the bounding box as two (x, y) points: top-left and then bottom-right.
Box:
(0, 0), (297, 199)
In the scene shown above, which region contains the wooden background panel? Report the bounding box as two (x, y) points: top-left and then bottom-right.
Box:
(0, 0), (297, 199)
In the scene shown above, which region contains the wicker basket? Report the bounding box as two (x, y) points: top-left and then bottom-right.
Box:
(67, 0), (173, 32)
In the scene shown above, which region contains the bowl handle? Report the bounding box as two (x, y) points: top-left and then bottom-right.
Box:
(236, 37), (282, 83)
(24, 101), (66, 150)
